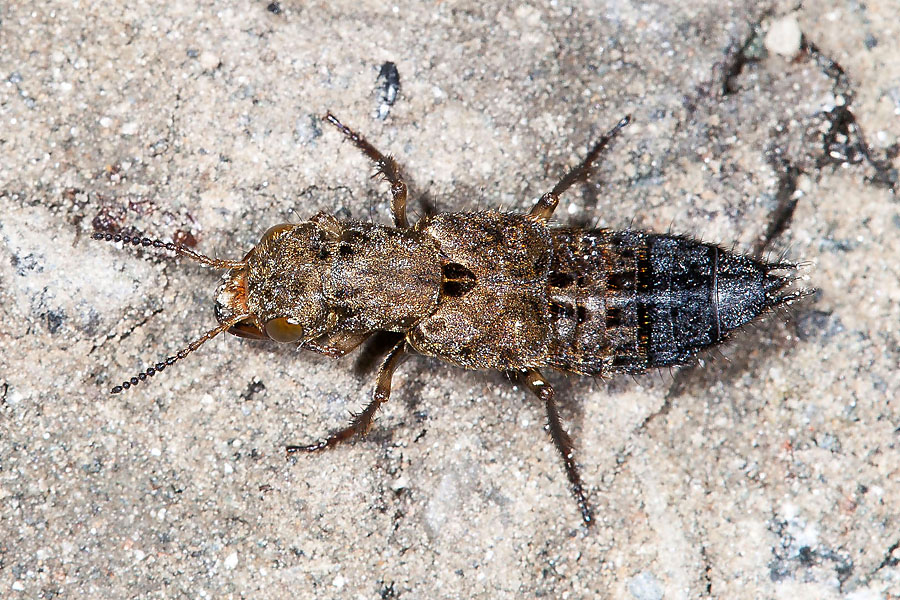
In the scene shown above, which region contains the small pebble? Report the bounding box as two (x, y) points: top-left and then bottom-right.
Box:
(199, 51), (220, 71)
(765, 15), (803, 59)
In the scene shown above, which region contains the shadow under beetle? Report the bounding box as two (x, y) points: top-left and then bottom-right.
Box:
(94, 112), (806, 525)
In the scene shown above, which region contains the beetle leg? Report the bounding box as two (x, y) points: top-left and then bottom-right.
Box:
(302, 331), (371, 359)
(324, 112), (410, 228)
(521, 368), (593, 525)
(529, 115), (631, 221)
(287, 340), (409, 453)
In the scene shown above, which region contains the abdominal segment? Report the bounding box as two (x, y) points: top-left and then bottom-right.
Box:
(546, 229), (791, 376)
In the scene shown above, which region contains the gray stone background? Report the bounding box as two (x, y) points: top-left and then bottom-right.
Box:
(1, 0), (898, 598)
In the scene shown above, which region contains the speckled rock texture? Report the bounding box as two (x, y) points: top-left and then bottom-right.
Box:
(1, 1), (898, 598)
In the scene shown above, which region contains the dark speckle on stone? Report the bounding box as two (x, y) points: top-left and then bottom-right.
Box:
(81, 457), (103, 474)
(379, 581), (397, 599)
(11, 253), (42, 276)
(267, 2), (282, 14)
(794, 309), (844, 341)
(241, 379), (266, 401)
(375, 61), (400, 120)
(815, 432), (841, 453)
(864, 35), (877, 49)
(186, 48), (199, 58)
(77, 304), (101, 337)
(44, 309), (66, 334)
(294, 113), (322, 145)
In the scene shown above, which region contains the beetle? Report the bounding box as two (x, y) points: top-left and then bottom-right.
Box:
(93, 112), (805, 524)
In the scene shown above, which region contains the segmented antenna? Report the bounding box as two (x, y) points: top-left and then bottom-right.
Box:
(91, 231), (244, 270)
(109, 314), (251, 394)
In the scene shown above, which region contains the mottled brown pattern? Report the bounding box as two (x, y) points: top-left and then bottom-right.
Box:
(543, 228), (659, 376)
(232, 218), (442, 345)
(408, 212), (552, 370)
(97, 114), (802, 527)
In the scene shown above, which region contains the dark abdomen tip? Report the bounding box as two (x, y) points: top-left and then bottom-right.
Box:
(644, 234), (793, 368)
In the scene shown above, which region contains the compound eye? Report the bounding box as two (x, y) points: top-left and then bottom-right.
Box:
(264, 316), (305, 343)
(259, 223), (293, 245)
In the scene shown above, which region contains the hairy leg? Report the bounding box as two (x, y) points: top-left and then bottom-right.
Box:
(521, 368), (593, 525)
(529, 115), (630, 221)
(287, 340), (409, 453)
(325, 112), (410, 228)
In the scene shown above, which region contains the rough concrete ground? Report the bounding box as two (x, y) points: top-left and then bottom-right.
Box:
(1, 1), (899, 598)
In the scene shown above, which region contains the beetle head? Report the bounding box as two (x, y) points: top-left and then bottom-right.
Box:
(92, 218), (338, 394)
(214, 221), (335, 344)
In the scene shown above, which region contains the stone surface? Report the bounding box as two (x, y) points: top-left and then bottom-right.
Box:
(1, 1), (898, 598)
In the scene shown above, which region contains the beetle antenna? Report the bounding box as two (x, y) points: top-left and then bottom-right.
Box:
(109, 314), (251, 394)
(91, 231), (244, 270)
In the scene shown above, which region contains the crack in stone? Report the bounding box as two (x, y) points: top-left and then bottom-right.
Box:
(804, 40), (899, 192)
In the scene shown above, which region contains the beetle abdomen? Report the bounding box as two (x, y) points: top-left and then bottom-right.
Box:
(547, 229), (794, 376)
